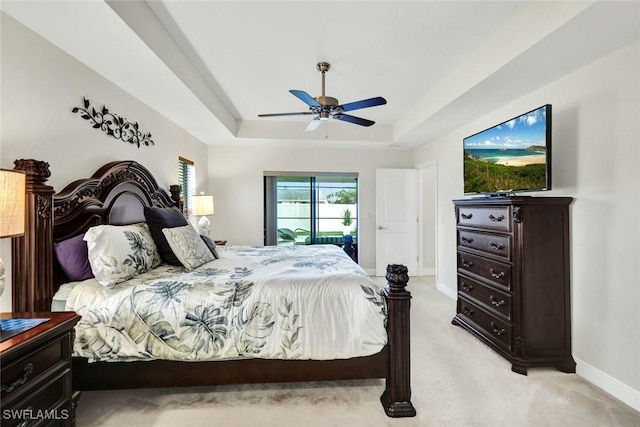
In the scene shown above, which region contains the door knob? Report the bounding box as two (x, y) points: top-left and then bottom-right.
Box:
(377, 225), (386, 230)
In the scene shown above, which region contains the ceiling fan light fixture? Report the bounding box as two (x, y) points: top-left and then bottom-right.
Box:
(258, 62), (386, 131)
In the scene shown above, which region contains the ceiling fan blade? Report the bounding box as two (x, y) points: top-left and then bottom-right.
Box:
(334, 114), (375, 127)
(258, 112), (314, 117)
(339, 96), (387, 112)
(305, 117), (322, 131)
(290, 90), (321, 107)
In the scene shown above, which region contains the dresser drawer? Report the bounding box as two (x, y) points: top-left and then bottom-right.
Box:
(457, 206), (511, 231)
(457, 252), (512, 291)
(1, 370), (72, 427)
(1, 335), (70, 402)
(458, 275), (511, 320)
(458, 230), (511, 261)
(458, 297), (512, 351)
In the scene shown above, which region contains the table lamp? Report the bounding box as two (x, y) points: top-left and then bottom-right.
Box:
(192, 193), (214, 236)
(0, 169), (26, 299)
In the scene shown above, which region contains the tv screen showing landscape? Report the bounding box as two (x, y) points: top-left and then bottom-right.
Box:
(463, 104), (551, 195)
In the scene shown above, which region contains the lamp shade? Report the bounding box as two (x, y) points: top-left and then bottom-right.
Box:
(192, 194), (214, 216)
(0, 169), (26, 238)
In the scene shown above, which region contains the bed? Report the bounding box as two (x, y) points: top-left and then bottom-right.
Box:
(10, 159), (416, 417)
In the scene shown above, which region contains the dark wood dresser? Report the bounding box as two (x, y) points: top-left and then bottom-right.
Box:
(452, 197), (575, 375)
(1, 312), (80, 426)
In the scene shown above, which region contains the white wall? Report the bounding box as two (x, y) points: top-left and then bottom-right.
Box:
(414, 40), (640, 407)
(418, 162), (437, 275)
(0, 14), (209, 311)
(207, 144), (414, 271)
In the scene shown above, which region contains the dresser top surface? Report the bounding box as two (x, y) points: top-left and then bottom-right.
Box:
(0, 311), (80, 355)
(453, 196), (573, 206)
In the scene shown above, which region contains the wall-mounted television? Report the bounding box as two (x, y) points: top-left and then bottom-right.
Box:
(463, 104), (551, 196)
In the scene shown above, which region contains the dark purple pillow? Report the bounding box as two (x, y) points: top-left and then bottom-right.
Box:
(144, 206), (188, 266)
(54, 234), (94, 281)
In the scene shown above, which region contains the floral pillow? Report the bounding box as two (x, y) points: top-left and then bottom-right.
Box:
(162, 225), (215, 270)
(84, 223), (161, 288)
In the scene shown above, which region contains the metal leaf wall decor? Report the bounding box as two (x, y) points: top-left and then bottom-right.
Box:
(72, 97), (154, 148)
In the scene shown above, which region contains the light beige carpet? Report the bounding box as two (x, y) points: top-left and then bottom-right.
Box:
(75, 276), (640, 427)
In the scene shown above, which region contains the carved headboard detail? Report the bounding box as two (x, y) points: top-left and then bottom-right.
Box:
(11, 159), (177, 312)
(53, 160), (176, 240)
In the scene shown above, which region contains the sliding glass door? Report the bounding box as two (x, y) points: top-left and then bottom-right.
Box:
(264, 173), (358, 246)
(273, 176), (312, 245)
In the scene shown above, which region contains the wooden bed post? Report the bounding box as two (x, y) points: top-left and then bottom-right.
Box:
(380, 264), (416, 417)
(11, 159), (54, 312)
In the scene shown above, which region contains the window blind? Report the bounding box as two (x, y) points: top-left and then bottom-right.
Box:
(178, 157), (195, 215)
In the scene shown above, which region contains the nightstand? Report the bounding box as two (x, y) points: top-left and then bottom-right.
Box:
(1, 312), (80, 427)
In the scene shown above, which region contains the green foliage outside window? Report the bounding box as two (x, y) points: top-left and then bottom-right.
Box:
(342, 208), (353, 226)
(328, 189), (357, 204)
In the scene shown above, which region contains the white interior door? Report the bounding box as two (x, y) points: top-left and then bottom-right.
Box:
(376, 169), (418, 276)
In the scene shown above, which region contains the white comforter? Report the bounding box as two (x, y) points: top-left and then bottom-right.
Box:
(64, 245), (387, 362)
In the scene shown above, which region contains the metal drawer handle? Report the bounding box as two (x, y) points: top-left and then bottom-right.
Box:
(461, 236), (474, 244)
(462, 305), (475, 316)
(489, 214), (505, 222)
(461, 213), (473, 220)
(491, 322), (506, 336)
(490, 295), (506, 307)
(489, 241), (505, 250)
(461, 259), (473, 268)
(489, 268), (505, 279)
(1, 363), (34, 393)
(461, 282), (474, 292)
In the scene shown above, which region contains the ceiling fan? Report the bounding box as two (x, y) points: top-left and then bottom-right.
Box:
(258, 62), (387, 131)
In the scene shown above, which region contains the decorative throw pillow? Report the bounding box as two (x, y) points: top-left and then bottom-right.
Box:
(54, 234), (94, 281)
(144, 206), (188, 266)
(200, 235), (219, 259)
(84, 223), (161, 288)
(162, 225), (215, 270)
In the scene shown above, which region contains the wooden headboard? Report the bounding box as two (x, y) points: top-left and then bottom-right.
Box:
(11, 159), (178, 312)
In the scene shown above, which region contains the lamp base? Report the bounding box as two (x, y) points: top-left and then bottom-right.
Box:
(197, 216), (211, 237)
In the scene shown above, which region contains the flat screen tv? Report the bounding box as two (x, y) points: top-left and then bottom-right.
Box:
(463, 104), (551, 196)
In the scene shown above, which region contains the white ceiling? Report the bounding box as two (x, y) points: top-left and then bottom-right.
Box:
(2, 1), (639, 149)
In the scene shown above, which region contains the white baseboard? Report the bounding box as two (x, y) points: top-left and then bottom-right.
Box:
(436, 281), (457, 300)
(432, 285), (640, 412)
(367, 269), (425, 278)
(574, 357), (640, 412)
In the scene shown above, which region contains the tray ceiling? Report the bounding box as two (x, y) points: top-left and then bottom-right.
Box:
(1, 1), (638, 149)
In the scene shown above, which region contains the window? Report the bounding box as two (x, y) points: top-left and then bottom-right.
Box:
(264, 173), (358, 247)
(178, 157), (195, 215)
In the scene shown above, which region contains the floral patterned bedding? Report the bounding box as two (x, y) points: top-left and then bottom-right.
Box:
(63, 244), (388, 363)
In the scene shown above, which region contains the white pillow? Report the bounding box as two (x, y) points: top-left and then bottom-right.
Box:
(162, 225), (215, 270)
(84, 223), (161, 288)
